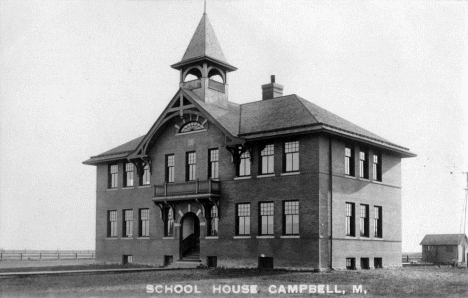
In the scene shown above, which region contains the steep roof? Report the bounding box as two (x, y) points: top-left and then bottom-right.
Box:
(420, 234), (468, 246)
(83, 136), (144, 165)
(181, 14), (227, 64)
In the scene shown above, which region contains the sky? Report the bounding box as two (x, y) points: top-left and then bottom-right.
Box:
(0, 0), (467, 252)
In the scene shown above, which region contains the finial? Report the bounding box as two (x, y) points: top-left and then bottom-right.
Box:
(204, 0), (207, 15)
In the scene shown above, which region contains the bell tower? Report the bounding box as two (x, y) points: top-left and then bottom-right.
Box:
(171, 12), (237, 109)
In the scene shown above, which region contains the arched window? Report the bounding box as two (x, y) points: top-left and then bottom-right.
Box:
(208, 68), (224, 83)
(180, 121), (204, 133)
(184, 67), (202, 82)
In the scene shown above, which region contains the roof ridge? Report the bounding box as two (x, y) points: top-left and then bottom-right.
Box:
(295, 95), (321, 124)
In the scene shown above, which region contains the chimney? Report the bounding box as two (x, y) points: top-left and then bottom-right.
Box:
(262, 75), (284, 100)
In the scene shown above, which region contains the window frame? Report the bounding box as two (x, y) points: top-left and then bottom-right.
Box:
(140, 163), (151, 186)
(373, 153), (382, 182)
(260, 144), (275, 175)
(237, 151), (251, 177)
(108, 164), (119, 189)
(283, 200), (299, 235)
(283, 141), (299, 173)
(107, 210), (117, 238)
(124, 162), (134, 187)
(122, 209), (133, 238)
(164, 207), (174, 237)
(208, 148), (219, 180)
(360, 204), (369, 237)
(345, 202), (355, 237)
(345, 145), (355, 176)
(165, 154), (175, 183)
(259, 202), (274, 236)
(374, 206), (382, 238)
(207, 204), (219, 236)
(346, 258), (356, 270)
(359, 149), (369, 179)
(186, 151), (197, 181)
(236, 203), (251, 236)
(139, 208), (150, 237)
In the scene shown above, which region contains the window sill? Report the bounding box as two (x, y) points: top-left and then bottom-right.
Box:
(280, 235), (300, 239)
(138, 185), (151, 188)
(205, 236), (219, 240)
(175, 129), (208, 136)
(137, 237), (150, 240)
(256, 235), (274, 239)
(358, 177), (369, 181)
(163, 237), (174, 240)
(122, 187), (134, 190)
(234, 176), (251, 180)
(372, 180), (383, 184)
(281, 172), (300, 176)
(106, 237), (118, 240)
(373, 237), (383, 240)
(106, 188), (119, 191)
(344, 175), (356, 179)
(345, 235), (356, 238)
(122, 237), (134, 240)
(233, 236), (251, 239)
(257, 174), (275, 178)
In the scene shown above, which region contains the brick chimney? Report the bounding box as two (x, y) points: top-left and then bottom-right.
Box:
(262, 75), (284, 100)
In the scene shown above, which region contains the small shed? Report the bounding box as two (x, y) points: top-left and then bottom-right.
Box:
(420, 234), (468, 264)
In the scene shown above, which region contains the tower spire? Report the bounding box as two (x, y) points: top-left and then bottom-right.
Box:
(204, 0), (207, 15)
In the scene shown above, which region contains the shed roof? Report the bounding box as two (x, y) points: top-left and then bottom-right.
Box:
(420, 234), (468, 246)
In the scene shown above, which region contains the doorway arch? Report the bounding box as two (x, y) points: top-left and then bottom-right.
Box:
(179, 212), (200, 259)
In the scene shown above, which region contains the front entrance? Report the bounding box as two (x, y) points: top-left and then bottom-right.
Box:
(179, 212), (200, 260)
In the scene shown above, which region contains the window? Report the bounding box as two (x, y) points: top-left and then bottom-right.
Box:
(427, 245), (435, 252)
(236, 203), (250, 235)
(109, 164), (118, 188)
(208, 149), (219, 179)
(123, 209), (133, 238)
(139, 209), (149, 237)
(374, 206), (382, 238)
(259, 202), (274, 235)
(186, 151), (196, 181)
(361, 258), (370, 269)
(345, 146), (354, 176)
(260, 144), (274, 174)
(446, 246), (454, 252)
(345, 203), (355, 236)
(123, 255), (133, 264)
(238, 151), (251, 177)
(373, 154), (382, 181)
(283, 201), (299, 235)
(207, 204), (219, 236)
(360, 204), (369, 237)
(164, 207), (174, 237)
(124, 163), (134, 187)
(374, 258), (383, 269)
(180, 121), (204, 133)
(359, 150), (369, 179)
(165, 155), (175, 183)
(140, 164), (150, 186)
(107, 210), (117, 237)
(346, 258), (355, 270)
(284, 141), (299, 172)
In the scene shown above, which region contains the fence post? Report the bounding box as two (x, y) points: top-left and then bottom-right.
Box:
(58, 253), (60, 260)
(40, 253), (42, 260)
(76, 253), (78, 259)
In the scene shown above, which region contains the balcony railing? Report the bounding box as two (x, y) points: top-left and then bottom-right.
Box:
(154, 179), (220, 198)
(181, 79), (202, 90)
(208, 79), (225, 93)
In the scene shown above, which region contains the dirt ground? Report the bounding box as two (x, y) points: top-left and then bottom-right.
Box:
(0, 266), (467, 297)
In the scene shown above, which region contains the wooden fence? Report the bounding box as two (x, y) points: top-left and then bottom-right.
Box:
(0, 250), (95, 261)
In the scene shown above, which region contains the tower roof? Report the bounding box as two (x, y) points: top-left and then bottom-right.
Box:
(171, 13), (236, 71)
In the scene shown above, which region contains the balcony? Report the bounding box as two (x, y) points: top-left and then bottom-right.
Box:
(153, 179), (220, 201)
(208, 79), (225, 93)
(181, 79), (201, 90)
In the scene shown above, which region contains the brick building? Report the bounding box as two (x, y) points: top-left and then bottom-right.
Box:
(83, 12), (415, 270)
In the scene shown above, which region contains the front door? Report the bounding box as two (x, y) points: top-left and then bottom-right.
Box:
(180, 212), (200, 259)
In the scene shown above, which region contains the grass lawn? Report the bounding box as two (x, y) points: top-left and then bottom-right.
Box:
(0, 266), (467, 297)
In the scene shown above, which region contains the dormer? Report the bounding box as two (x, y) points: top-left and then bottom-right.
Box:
(171, 13), (237, 109)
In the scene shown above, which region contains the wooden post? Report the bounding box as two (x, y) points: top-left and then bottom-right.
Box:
(164, 182), (168, 196)
(208, 179), (212, 193)
(196, 179), (199, 194)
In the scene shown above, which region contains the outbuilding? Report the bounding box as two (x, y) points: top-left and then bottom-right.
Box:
(420, 234), (468, 264)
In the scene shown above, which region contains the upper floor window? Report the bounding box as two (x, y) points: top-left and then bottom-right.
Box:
(108, 164), (118, 188)
(141, 164), (150, 186)
(107, 210), (117, 237)
(236, 203), (250, 235)
(207, 204), (219, 236)
(180, 121), (204, 133)
(284, 141), (299, 172)
(208, 149), (219, 179)
(123, 209), (133, 238)
(260, 144), (274, 175)
(360, 204), (369, 237)
(139, 208), (150, 237)
(186, 151), (197, 181)
(373, 154), (382, 182)
(359, 150), (369, 179)
(164, 207), (174, 237)
(283, 201), (299, 235)
(165, 155), (175, 183)
(374, 206), (382, 238)
(345, 146), (355, 176)
(238, 151), (251, 177)
(346, 202), (355, 237)
(124, 163), (134, 187)
(259, 202), (274, 235)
